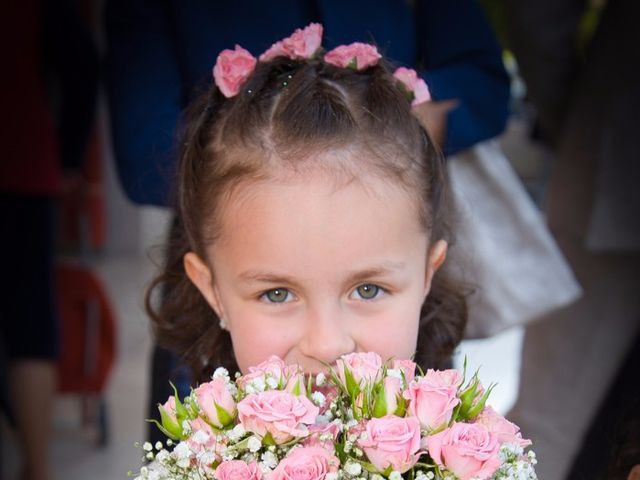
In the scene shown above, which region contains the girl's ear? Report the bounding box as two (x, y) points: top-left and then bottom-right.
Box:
(424, 239), (448, 298)
(184, 252), (224, 318)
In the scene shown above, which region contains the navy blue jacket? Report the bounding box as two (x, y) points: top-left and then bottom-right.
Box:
(106, 0), (509, 206)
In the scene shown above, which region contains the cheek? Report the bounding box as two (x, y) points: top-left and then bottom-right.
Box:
(355, 296), (422, 359)
(226, 312), (301, 373)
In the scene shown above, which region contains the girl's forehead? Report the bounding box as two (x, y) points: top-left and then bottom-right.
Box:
(210, 167), (426, 256)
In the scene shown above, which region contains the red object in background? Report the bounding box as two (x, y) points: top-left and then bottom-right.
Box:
(56, 264), (116, 393)
(59, 127), (107, 251)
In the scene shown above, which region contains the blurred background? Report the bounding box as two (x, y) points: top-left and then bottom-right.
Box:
(1, 1), (638, 479)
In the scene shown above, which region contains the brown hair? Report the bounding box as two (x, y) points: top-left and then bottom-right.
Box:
(146, 55), (468, 383)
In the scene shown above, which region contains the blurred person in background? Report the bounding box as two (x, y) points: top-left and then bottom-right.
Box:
(0, 1), (98, 479)
(505, 0), (640, 478)
(104, 0), (510, 445)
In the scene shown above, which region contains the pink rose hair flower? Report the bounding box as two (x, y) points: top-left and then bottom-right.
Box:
(213, 44), (257, 98)
(426, 422), (502, 480)
(324, 42), (381, 70)
(393, 67), (432, 106)
(260, 23), (323, 62)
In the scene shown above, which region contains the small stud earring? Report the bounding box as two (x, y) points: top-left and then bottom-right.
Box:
(219, 317), (228, 331)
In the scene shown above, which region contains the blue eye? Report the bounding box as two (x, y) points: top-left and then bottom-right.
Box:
(261, 288), (293, 303)
(351, 284), (384, 300)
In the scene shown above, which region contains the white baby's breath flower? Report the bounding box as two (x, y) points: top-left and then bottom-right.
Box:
(143, 442), (153, 452)
(389, 472), (402, 480)
(245, 384), (257, 395)
(266, 376), (279, 389)
(248, 436), (262, 453)
(353, 447), (363, 457)
(155, 450), (170, 464)
(227, 423), (246, 442)
(251, 377), (266, 392)
(181, 420), (192, 434)
(173, 442), (192, 460)
(316, 372), (326, 386)
(192, 429), (210, 445)
(226, 382), (238, 397)
(222, 446), (239, 461)
(344, 461), (362, 476)
(197, 449), (216, 466)
(387, 368), (402, 379)
(370, 474), (385, 480)
(213, 367), (230, 379)
(311, 391), (326, 407)
(261, 450), (278, 469)
(325, 473), (338, 480)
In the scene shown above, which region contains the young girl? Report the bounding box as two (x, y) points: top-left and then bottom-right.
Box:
(146, 24), (467, 384)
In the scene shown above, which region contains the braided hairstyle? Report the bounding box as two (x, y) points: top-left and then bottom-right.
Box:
(145, 54), (468, 383)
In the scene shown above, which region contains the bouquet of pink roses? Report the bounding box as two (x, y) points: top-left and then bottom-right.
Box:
(133, 353), (537, 480)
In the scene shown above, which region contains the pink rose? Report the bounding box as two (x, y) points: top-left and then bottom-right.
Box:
(213, 45), (257, 97)
(187, 417), (227, 459)
(426, 422), (501, 480)
(374, 375), (403, 417)
(393, 67), (432, 106)
(259, 23), (323, 62)
(392, 359), (417, 385)
(284, 372), (307, 395)
(238, 390), (319, 444)
(476, 407), (532, 448)
(194, 377), (237, 428)
(237, 355), (295, 390)
(270, 446), (339, 480)
(324, 42), (381, 70)
(215, 460), (262, 480)
(405, 369), (461, 431)
(358, 415), (422, 473)
(157, 396), (183, 438)
(336, 352), (382, 389)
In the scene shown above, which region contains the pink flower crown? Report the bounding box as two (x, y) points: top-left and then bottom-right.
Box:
(212, 23), (431, 106)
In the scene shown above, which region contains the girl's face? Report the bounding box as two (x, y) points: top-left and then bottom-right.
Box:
(185, 165), (447, 374)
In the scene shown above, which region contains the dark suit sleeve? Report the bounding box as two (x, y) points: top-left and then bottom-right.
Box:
(105, 0), (183, 206)
(415, 0), (510, 154)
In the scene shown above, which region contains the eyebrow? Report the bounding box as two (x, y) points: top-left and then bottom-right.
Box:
(237, 261), (406, 286)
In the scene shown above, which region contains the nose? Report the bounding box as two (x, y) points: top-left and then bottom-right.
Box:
(297, 302), (356, 367)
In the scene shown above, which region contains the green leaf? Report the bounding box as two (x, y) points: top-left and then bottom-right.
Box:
(372, 384), (388, 418)
(465, 383), (496, 420)
(394, 394), (407, 417)
(146, 418), (181, 441)
(169, 382), (190, 422)
(262, 431), (276, 446)
(214, 402), (235, 427)
(343, 366), (361, 399)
